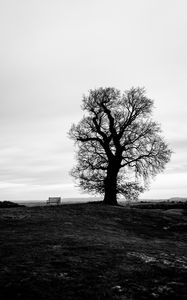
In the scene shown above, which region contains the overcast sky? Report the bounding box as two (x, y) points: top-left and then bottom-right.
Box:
(0, 0), (187, 201)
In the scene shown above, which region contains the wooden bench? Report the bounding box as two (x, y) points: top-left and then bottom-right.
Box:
(46, 197), (61, 205)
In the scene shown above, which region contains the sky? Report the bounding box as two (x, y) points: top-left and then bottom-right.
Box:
(0, 0), (187, 201)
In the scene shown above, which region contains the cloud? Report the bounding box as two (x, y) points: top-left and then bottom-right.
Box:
(0, 0), (187, 200)
(0, 182), (26, 189)
(0, 144), (73, 185)
(143, 171), (187, 199)
(0, 116), (76, 187)
(171, 139), (187, 152)
(0, 181), (79, 201)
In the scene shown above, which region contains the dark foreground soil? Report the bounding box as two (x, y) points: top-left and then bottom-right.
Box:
(0, 202), (187, 299)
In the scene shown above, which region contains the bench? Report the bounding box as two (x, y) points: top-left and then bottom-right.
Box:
(46, 197), (61, 205)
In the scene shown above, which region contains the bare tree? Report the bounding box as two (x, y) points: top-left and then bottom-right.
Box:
(69, 87), (171, 205)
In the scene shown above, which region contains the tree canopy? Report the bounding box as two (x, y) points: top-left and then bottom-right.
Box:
(69, 87), (171, 205)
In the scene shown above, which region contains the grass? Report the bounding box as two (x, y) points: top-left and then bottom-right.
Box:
(0, 202), (187, 299)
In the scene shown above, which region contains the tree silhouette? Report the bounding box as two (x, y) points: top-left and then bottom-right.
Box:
(69, 87), (171, 205)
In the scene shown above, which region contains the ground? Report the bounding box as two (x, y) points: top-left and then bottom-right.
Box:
(0, 202), (187, 299)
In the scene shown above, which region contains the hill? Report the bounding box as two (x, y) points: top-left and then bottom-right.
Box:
(0, 203), (187, 299)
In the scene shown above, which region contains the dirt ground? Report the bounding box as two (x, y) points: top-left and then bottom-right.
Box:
(0, 202), (187, 299)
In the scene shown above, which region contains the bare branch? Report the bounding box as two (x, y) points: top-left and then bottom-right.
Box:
(69, 87), (172, 203)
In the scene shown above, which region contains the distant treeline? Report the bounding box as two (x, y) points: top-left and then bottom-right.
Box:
(0, 201), (25, 208)
(131, 201), (187, 210)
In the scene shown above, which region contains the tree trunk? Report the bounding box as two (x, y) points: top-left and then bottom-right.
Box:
(103, 166), (118, 206)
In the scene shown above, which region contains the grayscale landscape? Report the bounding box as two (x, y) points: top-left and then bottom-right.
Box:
(1, 0), (187, 299)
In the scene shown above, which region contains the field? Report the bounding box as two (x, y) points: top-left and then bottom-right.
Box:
(0, 202), (187, 299)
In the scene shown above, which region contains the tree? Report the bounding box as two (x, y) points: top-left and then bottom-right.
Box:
(69, 87), (171, 205)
